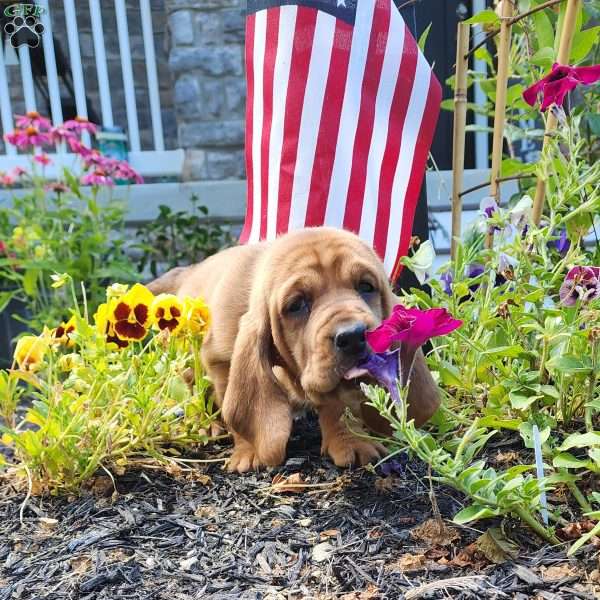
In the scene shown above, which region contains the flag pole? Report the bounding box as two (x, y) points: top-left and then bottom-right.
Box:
(451, 22), (470, 261)
(531, 0), (581, 225)
(485, 0), (514, 250)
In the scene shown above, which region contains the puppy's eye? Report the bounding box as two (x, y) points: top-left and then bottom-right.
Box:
(357, 280), (376, 295)
(286, 296), (310, 316)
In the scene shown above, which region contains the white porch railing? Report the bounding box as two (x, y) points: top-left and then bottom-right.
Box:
(0, 0), (184, 178)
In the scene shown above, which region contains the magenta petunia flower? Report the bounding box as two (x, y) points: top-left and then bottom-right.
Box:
(0, 172), (15, 187)
(523, 63), (600, 111)
(367, 305), (463, 353)
(559, 266), (600, 306)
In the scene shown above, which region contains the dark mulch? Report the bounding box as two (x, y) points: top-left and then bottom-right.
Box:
(1, 416), (598, 599)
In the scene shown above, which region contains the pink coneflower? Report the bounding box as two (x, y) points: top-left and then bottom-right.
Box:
(83, 149), (112, 170)
(9, 166), (27, 178)
(67, 137), (93, 158)
(45, 181), (69, 194)
(81, 169), (114, 187)
(15, 111), (52, 131)
(5, 126), (53, 150)
(33, 153), (52, 166)
(113, 160), (143, 184)
(63, 116), (98, 135)
(0, 172), (15, 187)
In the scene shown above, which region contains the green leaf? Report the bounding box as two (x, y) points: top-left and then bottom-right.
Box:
(438, 362), (462, 387)
(532, 9), (555, 50)
(453, 503), (497, 524)
(570, 26), (600, 63)
(418, 23), (432, 52)
(547, 355), (592, 375)
(0, 290), (15, 314)
(509, 389), (541, 411)
(530, 47), (555, 69)
(587, 114), (600, 136)
(22, 269), (38, 297)
(464, 9), (499, 25)
(559, 432), (600, 451)
(481, 345), (527, 359)
(552, 452), (593, 470)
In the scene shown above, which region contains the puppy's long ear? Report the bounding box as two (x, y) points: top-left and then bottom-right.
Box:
(221, 299), (292, 464)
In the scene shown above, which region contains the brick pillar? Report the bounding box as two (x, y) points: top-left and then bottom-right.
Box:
(165, 0), (246, 181)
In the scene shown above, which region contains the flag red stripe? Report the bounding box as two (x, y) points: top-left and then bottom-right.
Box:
(342, 1), (391, 233)
(239, 14), (256, 244)
(372, 25), (418, 260)
(304, 21), (353, 227)
(391, 73), (442, 282)
(275, 8), (318, 235)
(259, 9), (280, 239)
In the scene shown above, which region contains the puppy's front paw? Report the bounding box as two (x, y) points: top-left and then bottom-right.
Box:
(323, 433), (385, 467)
(227, 444), (259, 473)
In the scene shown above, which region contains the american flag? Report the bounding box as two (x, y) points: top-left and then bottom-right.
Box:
(240, 0), (441, 281)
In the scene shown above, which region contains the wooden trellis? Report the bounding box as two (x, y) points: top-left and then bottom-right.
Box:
(450, 0), (581, 259)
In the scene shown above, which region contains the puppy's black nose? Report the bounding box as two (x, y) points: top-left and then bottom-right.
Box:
(334, 323), (367, 356)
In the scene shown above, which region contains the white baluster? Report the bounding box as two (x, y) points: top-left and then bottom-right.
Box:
(140, 0), (164, 151)
(63, 0), (90, 146)
(115, 0), (141, 152)
(38, 0), (64, 126)
(18, 46), (36, 112)
(89, 0), (114, 128)
(0, 41), (16, 155)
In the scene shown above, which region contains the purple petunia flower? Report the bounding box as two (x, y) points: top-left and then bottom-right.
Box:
(440, 271), (453, 296)
(559, 266), (600, 306)
(551, 229), (571, 257)
(346, 350), (401, 404)
(498, 252), (518, 274)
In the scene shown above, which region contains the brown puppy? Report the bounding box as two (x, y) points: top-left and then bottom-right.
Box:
(148, 227), (440, 472)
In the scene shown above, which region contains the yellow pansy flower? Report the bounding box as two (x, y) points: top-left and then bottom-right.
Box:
(14, 335), (49, 371)
(108, 283), (155, 342)
(151, 294), (185, 334)
(52, 315), (77, 347)
(94, 302), (128, 349)
(183, 296), (211, 336)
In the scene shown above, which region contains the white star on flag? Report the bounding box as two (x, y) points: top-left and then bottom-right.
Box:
(337, 0), (346, 7)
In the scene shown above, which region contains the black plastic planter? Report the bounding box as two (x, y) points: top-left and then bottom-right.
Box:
(0, 296), (29, 369)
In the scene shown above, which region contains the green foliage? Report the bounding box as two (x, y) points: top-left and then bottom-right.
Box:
(135, 193), (235, 278)
(0, 165), (136, 333)
(371, 112), (600, 547)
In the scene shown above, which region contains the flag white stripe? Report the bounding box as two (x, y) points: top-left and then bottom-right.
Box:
(287, 12), (337, 231)
(384, 52), (432, 274)
(358, 12), (405, 245)
(323, 0), (375, 227)
(249, 11), (267, 244)
(267, 6), (298, 240)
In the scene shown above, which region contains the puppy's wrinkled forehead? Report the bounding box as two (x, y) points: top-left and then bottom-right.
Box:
(261, 230), (386, 305)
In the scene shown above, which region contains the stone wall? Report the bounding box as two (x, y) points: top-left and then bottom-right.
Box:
(165, 0), (246, 181)
(5, 0), (177, 151)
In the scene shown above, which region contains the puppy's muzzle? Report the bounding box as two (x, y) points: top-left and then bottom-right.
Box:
(334, 323), (367, 359)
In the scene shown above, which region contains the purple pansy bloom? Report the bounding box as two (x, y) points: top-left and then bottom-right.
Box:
(480, 196), (499, 219)
(559, 266), (600, 306)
